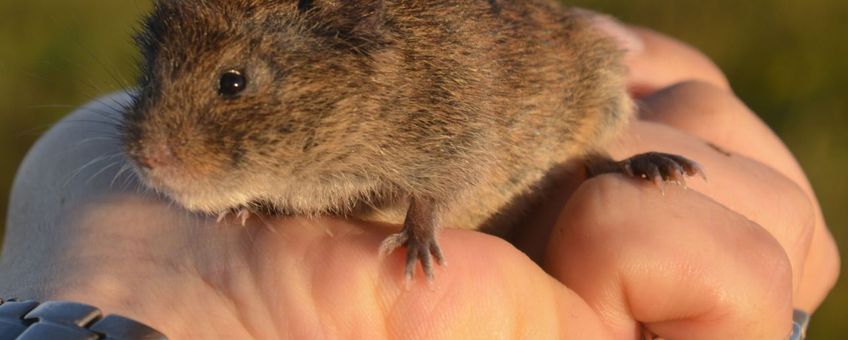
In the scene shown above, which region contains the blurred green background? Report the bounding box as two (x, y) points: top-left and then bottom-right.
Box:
(0, 0), (844, 337)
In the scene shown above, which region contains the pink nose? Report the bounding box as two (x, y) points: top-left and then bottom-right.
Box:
(136, 142), (177, 170)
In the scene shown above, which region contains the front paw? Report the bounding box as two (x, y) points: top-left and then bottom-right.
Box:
(379, 229), (445, 282)
(618, 152), (706, 189)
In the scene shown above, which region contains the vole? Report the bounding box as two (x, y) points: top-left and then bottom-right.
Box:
(121, 0), (703, 280)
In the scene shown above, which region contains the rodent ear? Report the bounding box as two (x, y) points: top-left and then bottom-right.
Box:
(301, 0), (388, 52)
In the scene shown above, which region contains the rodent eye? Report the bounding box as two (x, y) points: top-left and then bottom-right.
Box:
(218, 69), (247, 97)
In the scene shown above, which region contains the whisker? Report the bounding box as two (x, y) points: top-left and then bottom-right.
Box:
(110, 162), (135, 189)
(254, 213), (280, 236)
(85, 160), (125, 185)
(73, 136), (122, 148)
(119, 168), (144, 193)
(62, 152), (124, 188)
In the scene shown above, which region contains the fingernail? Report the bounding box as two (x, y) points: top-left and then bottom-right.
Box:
(591, 14), (645, 56)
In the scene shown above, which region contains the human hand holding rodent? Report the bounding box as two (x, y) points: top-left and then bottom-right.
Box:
(0, 19), (838, 340)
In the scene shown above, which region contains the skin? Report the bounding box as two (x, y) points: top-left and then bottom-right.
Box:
(0, 17), (839, 340)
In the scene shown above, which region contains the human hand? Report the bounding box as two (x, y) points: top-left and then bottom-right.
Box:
(0, 15), (838, 340)
(541, 17), (839, 338)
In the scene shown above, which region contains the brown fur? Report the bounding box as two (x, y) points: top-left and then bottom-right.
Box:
(122, 0), (630, 230)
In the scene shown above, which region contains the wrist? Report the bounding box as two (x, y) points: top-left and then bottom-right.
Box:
(0, 298), (166, 339)
(1, 194), (188, 337)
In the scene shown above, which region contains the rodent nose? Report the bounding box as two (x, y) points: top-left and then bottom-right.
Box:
(136, 141), (177, 170)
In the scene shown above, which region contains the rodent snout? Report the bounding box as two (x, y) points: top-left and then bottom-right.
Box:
(134, 140), (177, 171)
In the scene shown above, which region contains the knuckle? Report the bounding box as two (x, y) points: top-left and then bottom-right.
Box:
(767, 171), (817, 246)
(666, 80), (744, 117)
(742, 221), (795, 295)
(559, 176), (632, 244)
(642, 79), (754, 134)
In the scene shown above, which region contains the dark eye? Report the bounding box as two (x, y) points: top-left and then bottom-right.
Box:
(298, 0), (314, 11)
(218, 69), (247, 97)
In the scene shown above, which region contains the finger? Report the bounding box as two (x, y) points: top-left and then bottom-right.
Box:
(796, 227), (841, 312)
(249, 219), (614, 339)
(546, 176), (794, 340)
(608, 119), (815, 302)
(597, 19), (837, 310)
(638, 82), (840, 310)
(583, 12), (727, 96)
(624, 26), (730, 97)
(640, 81), (812, 195)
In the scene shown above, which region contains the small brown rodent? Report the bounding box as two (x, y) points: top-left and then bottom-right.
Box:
(122, 0), (703, 280)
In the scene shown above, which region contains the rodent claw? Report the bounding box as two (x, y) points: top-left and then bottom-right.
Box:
(380, 228), (443, 284)
(214, 208), (252, 225)
(430, 241), (446, 267)
(378, 232), (409, 261)
(620, 152), (706, 189)
(237, 209), (251, 226)
(216, 211), (228, 223)
(664, 154), (708, 182)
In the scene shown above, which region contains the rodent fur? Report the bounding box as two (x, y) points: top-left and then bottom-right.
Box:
(122, 0), (629, 233)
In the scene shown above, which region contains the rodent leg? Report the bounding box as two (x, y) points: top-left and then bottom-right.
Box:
(378, 197), (445, 282)
(586, 152), (707, 190)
